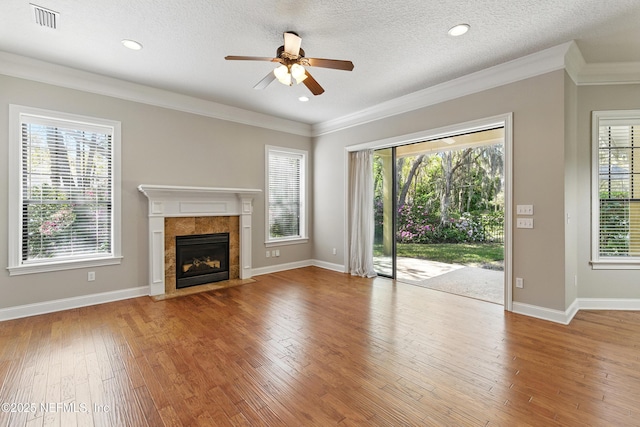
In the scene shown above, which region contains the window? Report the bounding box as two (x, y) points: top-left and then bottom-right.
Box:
(591, 110), (640, 269)
(8, 105), (121, 275)
(265, 146), (307, 245)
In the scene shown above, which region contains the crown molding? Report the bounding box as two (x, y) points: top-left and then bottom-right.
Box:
(311, 42), (574, 136)
(3, 44), (637, 140)
(563, 41), (586, 85)
(0, 51), (312, 137)
(564, 43), (640, 85)
(577, 61), (640, 85)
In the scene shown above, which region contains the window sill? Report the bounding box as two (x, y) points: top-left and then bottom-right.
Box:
(7, 256), (123, 276)
(265, 237), (309, 247)
(590, 259), (640, 270)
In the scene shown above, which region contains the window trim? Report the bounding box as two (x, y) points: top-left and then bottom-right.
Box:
(7, 105), (122, 276)
(590, 109), (640, 269)
(265, 145), (308, 246)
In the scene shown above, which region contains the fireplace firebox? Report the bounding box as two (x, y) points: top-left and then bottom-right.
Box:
(175, 233), (229, 289)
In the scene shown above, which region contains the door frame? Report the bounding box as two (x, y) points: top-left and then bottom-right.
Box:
(345, 113), (513, 310)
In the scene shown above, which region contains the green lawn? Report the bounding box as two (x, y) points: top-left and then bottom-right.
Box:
(374, 242), (504, 266)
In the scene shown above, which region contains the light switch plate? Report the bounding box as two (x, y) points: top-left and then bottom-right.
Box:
(516, 218), (534, 228)
(516, 204), (534, 215)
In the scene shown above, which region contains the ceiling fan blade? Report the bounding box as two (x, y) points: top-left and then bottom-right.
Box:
(225, 55), (281, 63)
(302, 70), (324, 96)
(283, 32), (302, 56)
(253, 72), (276, 90)
(307, 58), (354, 71)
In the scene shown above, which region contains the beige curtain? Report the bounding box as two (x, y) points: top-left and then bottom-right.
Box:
(349, 150), (377, 277)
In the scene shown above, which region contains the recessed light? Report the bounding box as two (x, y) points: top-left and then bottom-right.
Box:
(121, 39), (143, 50)
(448, 24), (470, 37)
(298, 96), (309, 102)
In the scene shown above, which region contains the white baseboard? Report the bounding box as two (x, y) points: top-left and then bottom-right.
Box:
(512, 301), (577, 325)
(311, 259), (346, 273)
(0, 286), (148, 322)
(252, 259), (347, 277)
(5, 268), (636, 325)
(512, 298), (640, 325)
(251, 260), (313, 277)
(577, 298), (640, 311)
(0, 261), (345, 322)
(565, 299), (580, 323)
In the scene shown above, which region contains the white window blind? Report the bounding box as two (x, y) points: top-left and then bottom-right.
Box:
(8, 105), (122, 274)
(593, 111), (640, 266)
(266, 147), (306, 242)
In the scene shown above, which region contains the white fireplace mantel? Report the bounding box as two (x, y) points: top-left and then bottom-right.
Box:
(138, 185), (261, 295)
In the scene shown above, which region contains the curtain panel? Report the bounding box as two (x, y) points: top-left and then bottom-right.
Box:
(349, 150), (377, 277)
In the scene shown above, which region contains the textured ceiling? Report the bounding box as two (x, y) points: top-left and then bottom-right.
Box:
(1, 0), (639, 125)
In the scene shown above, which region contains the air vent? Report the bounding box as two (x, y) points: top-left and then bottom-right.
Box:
(30, 4), (59, 29)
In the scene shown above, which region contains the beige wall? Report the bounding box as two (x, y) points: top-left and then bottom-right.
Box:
(564, 73), (579, 307)
(2, 68), (637, 316)
(0, 74), (312, 310)
(313, 71), (569, 311)
(575, 83), (640, 299)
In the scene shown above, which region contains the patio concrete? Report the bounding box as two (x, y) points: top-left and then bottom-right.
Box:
(374, 257), (504, 305)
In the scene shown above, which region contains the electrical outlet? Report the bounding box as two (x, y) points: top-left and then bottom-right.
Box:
(275, 249), (280, 257)
(266, 250), (270, 258)
(88, 271), (96, 281)
(515, 277), (524, 288)
(332, 247), (337, 255)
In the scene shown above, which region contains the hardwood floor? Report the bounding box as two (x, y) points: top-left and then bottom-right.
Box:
(1, 267), (639, 426)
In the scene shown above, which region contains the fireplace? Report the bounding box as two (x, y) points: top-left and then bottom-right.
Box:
(175, 233), (229, 289)
(138, 185), (260, 296)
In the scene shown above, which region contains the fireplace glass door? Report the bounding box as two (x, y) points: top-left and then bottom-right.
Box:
(175, 233), (229, 288)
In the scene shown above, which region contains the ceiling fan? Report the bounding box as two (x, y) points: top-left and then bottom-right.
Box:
(225, 31), (354, 96)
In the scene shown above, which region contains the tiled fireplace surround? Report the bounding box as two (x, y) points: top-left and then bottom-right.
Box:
(138, 185), (261, 296)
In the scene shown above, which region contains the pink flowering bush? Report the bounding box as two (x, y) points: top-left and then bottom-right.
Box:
(27, 185), (76, 258)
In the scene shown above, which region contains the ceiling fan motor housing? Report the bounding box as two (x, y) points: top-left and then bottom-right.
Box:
(277, 46), (305, 59)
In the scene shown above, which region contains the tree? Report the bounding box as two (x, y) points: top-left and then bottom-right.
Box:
(437, 148), (473, 225)
(397, 155), (424, 210)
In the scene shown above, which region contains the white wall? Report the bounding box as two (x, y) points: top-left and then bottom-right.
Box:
(0, 74), (312, 311)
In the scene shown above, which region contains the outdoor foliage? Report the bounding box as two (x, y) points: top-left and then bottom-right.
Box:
(269, 210), (300, 238)
(26, 184), (112, 260)
(26, 184), (76, 258)
(598, 198), (630, 255)
(23, 123), (112, 261)
(374, 143), (505, 246)
(375, 242), (504, 265)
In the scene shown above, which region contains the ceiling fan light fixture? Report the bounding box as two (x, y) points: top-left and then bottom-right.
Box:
(274, 65), (292, 85)
(279, 74), (292, 86)
(290, 63), (307, 84)
(448, 24), (470, 37)
(274, 64), (288, 80)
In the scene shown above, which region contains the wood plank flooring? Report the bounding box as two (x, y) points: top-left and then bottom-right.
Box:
(1, 266), (640, 426)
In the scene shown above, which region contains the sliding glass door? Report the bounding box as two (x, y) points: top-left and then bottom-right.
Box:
(372, 128), (506, 305)
(373, 148), (395, 277)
